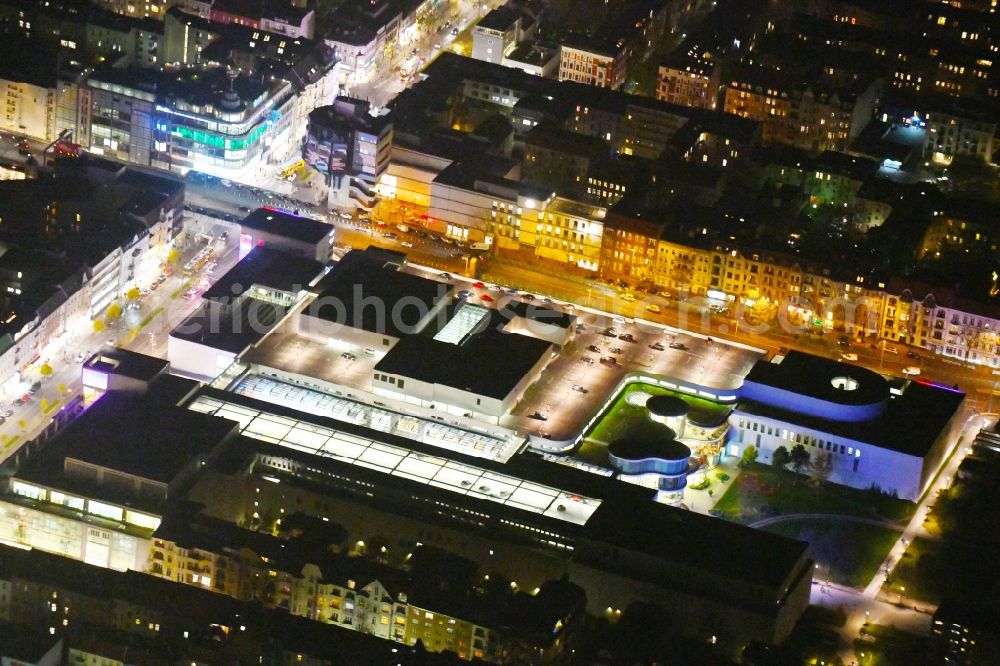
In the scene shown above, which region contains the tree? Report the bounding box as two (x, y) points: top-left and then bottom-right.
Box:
(167, 248), (179, 264)
(92, 319), (105, 332)
(105, 303), (122, 320)
(810, 451), (834, 484)
(126, 287), (140, 300)
(790, 444), (811, 471)
(39, 363), (53, 376)
(740, 445), (758, 467)
(772, 446), (791, 469)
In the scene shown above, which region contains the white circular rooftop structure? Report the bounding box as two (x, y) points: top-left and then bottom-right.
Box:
(831, 376), (860, 392)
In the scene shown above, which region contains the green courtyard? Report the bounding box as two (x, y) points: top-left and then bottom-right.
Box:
(765, 519), (901, 588)
(714, 464), (916, 588)
(585, 382), (731, 444)
(714, 464), (915, 524)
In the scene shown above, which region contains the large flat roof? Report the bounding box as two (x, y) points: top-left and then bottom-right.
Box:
(582, 498), (809, 590)
(739, 377), (965, 457)
(374, 304), (553, 400)
(187, 389), (597, 525)
(198, 400), (811, 603)
(202, 246), (324, 304)
(744, 351), (889, 407)
(16, 376), (236, 507)
(240, 208), (333, 244)
(221, 373), (523, 462)
(305, 250), (451, 338)
(170, 298), (288, 355)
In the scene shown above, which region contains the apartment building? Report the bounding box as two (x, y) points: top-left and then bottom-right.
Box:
(722, 64), (882, 153)
(558, 38), (628, 90)
(657, 52), (720, 109)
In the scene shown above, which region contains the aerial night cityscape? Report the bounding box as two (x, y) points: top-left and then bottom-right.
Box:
(0, 0), (999, 664)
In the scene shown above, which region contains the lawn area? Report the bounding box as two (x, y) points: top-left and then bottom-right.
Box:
(713, 463), (915, 524)
(764, 519), (900, 588)
(855, 624), (939, 666)
(586, 382), (731, 444)
(884, 536), (1000, 606)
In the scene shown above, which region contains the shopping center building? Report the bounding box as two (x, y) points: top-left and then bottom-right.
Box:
(726, 351), (965, 500)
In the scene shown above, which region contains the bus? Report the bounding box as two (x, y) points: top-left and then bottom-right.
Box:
(277, 159), (304, 181)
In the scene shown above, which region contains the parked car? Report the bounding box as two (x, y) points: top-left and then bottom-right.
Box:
(620, 292), (636, 302)
(599, 356), (618, 366)
(587, 345), (601, 353)
(340, 352), (356, 361)
(472, 281), (485, 289)
(480, 293), (494, 302)
(841, 353), (859, 362)
(580, 357), (594, 364)
(646, 304), (661, 314)
(609, 347), (623, 354)
(521, 293), (536, 300)
(906, 351), (921, 360)
(837, 335), (851, 346)
(902, 366), (921, 376)
(618, 333), (636, 343)
(572, 385), (589, 393)
(29, 381), (42, 394)
(668, 342), (687, 350)
(884, 345), (899, 355)
(649, 342), (666, 351)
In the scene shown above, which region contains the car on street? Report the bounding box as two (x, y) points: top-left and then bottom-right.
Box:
(599, 356), (618, 366)
(572, 385), (589, 393)
(479, 293), (494, 302)
(75, 351), (88, 363)
(838, 335), (851, 346)
(0, 416), (5, 425)
(906, 351), (921, 360)
(13, 396), (24, 406)
(841, 353), (858, 361)
(439, 272), (452, 280)
(457, 290), (471, 298)
(609, 347), (623, 354)
(504, 289), (518, 296)
(528, 411), (547, 421)
(340, 352), (356, 361)
(488, 285), (503, 292)
(587, 345), (601, 353)
(884, 345), (899, 355)
(649, 342), (666, 351)
(646, 304), (661, 314)
(106, 338), (116, 347)
(29, 381), (42, 394)
(581, 357), (594, 364)
(618, 333), (636, 342)
(602, 328), (617, 337)
(620, 292), (636, 302)
(472, 281), (485, 289)
(2, 408), (12, 417)
(521, 293), (535, 300)
(902, 366), (921, 376)
(401, 241), (414, 248)
(668, 342), (687, 350)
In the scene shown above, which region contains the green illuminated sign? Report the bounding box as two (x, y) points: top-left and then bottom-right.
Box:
(171, 123), (268, 150)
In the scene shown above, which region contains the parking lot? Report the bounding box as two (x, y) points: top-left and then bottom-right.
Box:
(244, 327), (381, 390)
(500, 309), (762, 441)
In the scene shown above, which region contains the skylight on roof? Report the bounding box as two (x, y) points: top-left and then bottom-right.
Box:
(433, 304), (490, 345)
